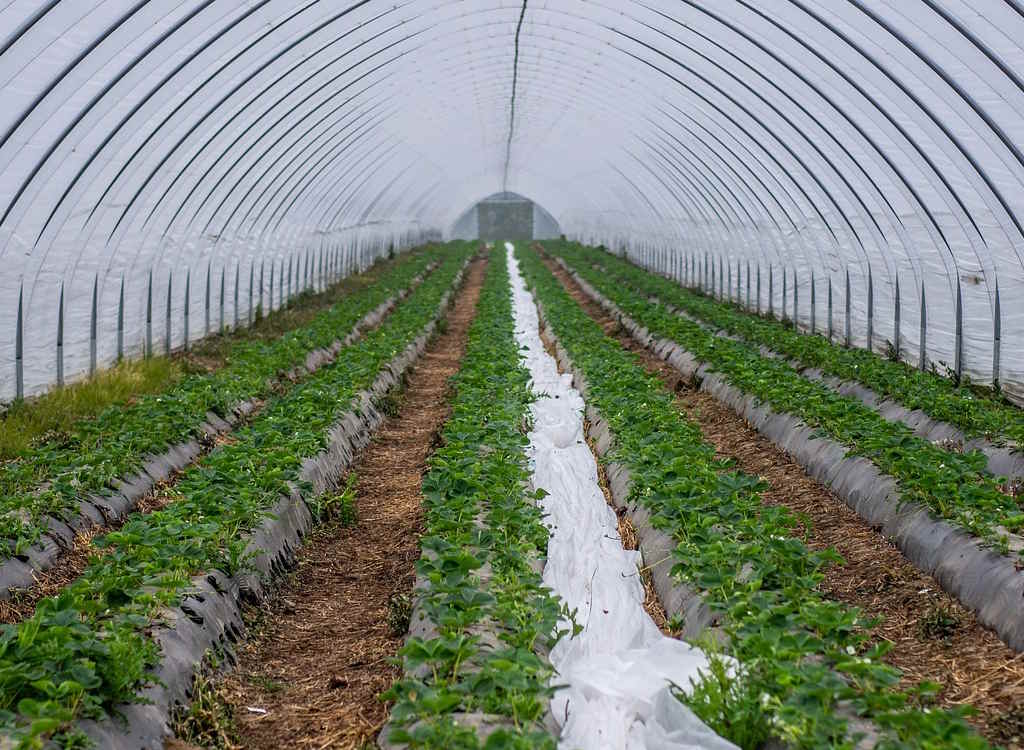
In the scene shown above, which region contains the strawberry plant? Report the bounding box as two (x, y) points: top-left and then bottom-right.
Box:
(0, 245), (467, 555)
(382, 247), (564, 749)
(0, 246), (474, 748)
(515, 245), (989, 750)
(547, 243), (1023, 553)
(550, 240), (1023, 449)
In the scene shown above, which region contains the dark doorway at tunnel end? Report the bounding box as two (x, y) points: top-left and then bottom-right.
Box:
(449, 191), (560, 241)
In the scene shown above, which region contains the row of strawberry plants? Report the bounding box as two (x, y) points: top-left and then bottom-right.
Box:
(0, 244), (460, 554)
(382, 248), (564, 750)
(549, 240), (1022, 448)
(515, 245), (987, 750)
(546, 245), (1023, 553)
(0, 247), (474, 749)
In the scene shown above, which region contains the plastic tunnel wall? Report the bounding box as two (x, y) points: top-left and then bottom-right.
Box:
(1, 1), (1023, 405)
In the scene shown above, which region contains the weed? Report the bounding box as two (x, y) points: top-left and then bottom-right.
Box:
(684, 652), (773, 750)
(248, 674), (285, 695)
(920, 606), (962, 641)
(172, 668), (239, 750)
(386, 592), (413, 636)
(376, 378), (407, 418)
(0, 357), (182, 460)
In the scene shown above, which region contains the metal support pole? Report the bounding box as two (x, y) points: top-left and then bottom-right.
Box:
(993, 282), (1001, 387)
(56, 283), (64, 386)
(146, 270), (153, 358)
(793, 268), (798, 327)
(827, 277), (833, 341)
(184, 269), (190, 351)
(269, 262), (275, 314)
(233, 261), (239, 329)
(259, 260), (264, 318)
(746, 260), (751, 309)
(782, 267), (787, 321)
(893, 274), (901, 360)
(89, 274), (98, 376)
(810, 270), (816, 334)
(165, 272), (172, 356)
(954, 279), (963, 383)
(219, 267), (225, 333)
(248, 262), (254, 326)
(15, 284), (24, 400)
(756, 264), (761, 314)
(117, 276), (124, 362)
(769, 265), (774, 317)
(844, 268), (852, 347)
(866, 265), (874, 352)
(205, 262), (211, 335)
(919, 281), (927, 371)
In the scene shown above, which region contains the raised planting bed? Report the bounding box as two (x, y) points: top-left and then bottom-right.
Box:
(380, 245), (565, 750)
(0, 244), (465, 557)
(0, 257), (447, 605)
(0, 249), (474, 749)
(506, 243), (735, 750)
(543, 247), (1024, 654)
(548, 241), (1024, 478)
(515, 245), (990, 750)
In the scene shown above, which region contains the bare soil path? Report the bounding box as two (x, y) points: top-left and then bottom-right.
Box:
(206, 257), (487, 750)
(539, 249), (1024, 748)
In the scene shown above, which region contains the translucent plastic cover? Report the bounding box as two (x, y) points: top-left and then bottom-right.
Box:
(1, 1), (1023, 401)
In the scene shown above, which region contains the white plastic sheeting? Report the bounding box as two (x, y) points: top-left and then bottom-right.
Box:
(507, 243), (736, 750)
(2, 2), (1024, 403)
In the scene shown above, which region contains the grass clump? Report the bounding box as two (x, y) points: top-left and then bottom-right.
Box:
(0, 358), (181, 460)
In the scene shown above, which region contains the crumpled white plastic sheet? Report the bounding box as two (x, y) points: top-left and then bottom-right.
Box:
(506, 243), (737, 750)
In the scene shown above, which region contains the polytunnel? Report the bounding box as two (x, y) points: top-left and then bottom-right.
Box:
(1, 2), (1024, 750)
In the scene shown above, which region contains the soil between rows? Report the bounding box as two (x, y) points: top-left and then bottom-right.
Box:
(0, 268), (429, 626)
(202, 257), (487, 750)
(538, 249), (1024, 748)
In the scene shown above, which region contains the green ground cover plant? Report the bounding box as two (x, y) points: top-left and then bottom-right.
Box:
(0, 245), (464, 555)
(0, 247), (439, 463)
(0, 358), (185, 461)
(0, 247), (473, 749)
(545, 245), (1023, 553)
(383, 248), (565, 750)
(549, 240), (1023, 448)
(516, 245), (988, 750)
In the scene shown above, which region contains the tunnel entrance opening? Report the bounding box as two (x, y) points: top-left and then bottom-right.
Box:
(449, 191), (560, 241)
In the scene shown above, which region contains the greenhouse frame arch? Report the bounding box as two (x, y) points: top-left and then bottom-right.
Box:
(1, 0), (1023, 402)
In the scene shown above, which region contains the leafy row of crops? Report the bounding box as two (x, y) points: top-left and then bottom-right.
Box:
(0, 245), (456, 554)
(515, 245), (988, 750)
(549, 240), (1022, 448)
(543, 244), (1023, 554)
(548, 242), (1019, 448)
(383, 248), (565, 750)
(0, 246), (474, 749)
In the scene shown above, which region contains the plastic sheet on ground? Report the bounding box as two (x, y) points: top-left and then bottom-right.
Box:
(506, 243), (737, 750)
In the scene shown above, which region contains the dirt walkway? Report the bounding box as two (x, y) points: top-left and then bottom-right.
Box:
(207, 257), (487, 750)
(540, 251), (1024, 748)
